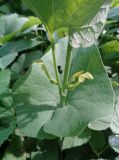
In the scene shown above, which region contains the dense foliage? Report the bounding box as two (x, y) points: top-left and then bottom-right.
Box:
(0, 0), (119, 159)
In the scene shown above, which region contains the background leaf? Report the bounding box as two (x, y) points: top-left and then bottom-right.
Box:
(110, 87), (119, 134)
(0, 39), (42, 69)
(0, 14), (41, 44)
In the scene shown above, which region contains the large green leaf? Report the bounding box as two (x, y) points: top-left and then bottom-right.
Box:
(13, 62), (58, 138)
(12, 38), (68, 138)
(22, 0), (110, 42)
(13, 38), (114, 137)
(23, 0), (112, 48)
(44, 44), (114, 136)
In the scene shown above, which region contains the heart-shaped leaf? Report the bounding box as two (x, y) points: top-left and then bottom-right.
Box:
(13, 38), (114, 137)
(44, 43), (114, 136)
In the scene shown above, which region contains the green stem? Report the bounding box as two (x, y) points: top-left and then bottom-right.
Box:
(51, 40), (62, 100)
(61, 43), (72, 106)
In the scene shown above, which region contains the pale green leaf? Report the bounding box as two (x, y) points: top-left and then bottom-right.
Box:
(44, 44), (114, 136)
(13, 63), (59, 139)
(13, 38), (114, 137)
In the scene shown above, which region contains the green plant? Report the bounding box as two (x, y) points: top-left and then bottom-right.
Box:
(0, 0), (119, 159)
(17, 0), (114, 136)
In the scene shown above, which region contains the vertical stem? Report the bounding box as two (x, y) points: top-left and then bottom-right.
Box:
(63, 43), (72, 87)
(61, 43), (72, 106)
(49, 33), (72, 107)
(51, 41), (62, 100)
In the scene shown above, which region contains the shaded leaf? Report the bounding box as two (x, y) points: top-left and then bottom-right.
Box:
(0, 39), (42, 69)
(89, 131), (106, 153)
(0, 70), (10, 95)
(31, 152), (44, 160)
(0, 120), (15, 146)
(11, 50), (43, 75)
(2, 136), (26, 160)
(40, 139), (59, 160)
(62, 128), (91, 149)
(0, 89), (16, 145)
(13, 63), (58, 139)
